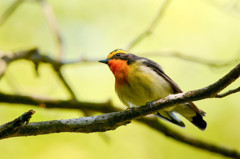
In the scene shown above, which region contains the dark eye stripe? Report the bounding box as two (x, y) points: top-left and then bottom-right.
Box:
(116, 53), (120, 57)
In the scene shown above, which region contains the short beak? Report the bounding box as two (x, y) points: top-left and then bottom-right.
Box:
(99, 59), (110, 64)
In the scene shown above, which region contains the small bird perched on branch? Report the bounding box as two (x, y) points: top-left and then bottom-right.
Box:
(99, 49), (207, 130)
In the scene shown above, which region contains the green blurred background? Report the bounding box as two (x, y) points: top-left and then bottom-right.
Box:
(0, 0), (240, 158)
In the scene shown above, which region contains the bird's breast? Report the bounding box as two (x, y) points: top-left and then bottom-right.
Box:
(115, 63), (174, 107)
(108, 59), (130, 86)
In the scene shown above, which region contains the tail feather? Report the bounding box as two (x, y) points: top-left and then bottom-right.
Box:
(191, 113), (207, 130)
(156, 103), (207, 130)
(174, 103), (207, 130)
(155, 111), (185, 128)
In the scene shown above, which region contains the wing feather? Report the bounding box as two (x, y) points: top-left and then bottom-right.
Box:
(142, 58), (204, 115)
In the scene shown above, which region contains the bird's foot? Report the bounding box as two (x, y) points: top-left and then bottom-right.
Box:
(126, 107), (135, 113)
(146, 101), (155, 109)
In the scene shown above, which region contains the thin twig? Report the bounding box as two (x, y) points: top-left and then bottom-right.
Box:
(0, 0), (24, 26)
(125, 0), (171, 51)
(137, 50), (240, 68)
(0, 0), (64, 60)
(39, 0), (64, 61)
(215, 86), (240, 98)
(203, 0), (240, 18)
(54, 69), (77, 100)
(62, 56), (99, 65)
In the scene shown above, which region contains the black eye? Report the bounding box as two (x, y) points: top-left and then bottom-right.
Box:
(116, 53), (120, 57)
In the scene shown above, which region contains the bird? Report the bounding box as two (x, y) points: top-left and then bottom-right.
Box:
(99, 49), (207, 130)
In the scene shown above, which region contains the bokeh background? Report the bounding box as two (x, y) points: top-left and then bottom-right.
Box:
(0, 0), (240, 159)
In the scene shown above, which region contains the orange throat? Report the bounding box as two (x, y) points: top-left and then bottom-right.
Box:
(108, 59), (130, 87)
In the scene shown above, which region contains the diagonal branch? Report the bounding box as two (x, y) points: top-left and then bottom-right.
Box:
(0, 93), (239, 158)
(215, 86), (240, 98)
(0, 63), (239, 158)
(39, 0), (64, 61)
(0, 1), (240, 158)
(138, 118), (240, 158)
(0, 0), (64, 60)
(125, 0), (171, 51)
(54, 69), (77, 100)
(0, 0), (24, 26)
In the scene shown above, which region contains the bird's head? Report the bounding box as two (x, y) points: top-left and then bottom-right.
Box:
(99, 49), (138, 82)
(99, 49), (137, 65)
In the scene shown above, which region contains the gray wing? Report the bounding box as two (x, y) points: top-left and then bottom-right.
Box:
(142, 58), (204, 115)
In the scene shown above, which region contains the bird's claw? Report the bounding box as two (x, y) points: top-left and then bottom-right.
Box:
(126, 107), (135, 113)
(146, 101), (155, 109)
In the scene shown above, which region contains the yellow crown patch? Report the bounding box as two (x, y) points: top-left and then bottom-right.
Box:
(107, 49), (128, 59)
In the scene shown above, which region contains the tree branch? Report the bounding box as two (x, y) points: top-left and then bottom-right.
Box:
(0, 110), (35, 138)
(0, 0), (24, 26)
(138, 118), (240, 158)
(125, 0), (171, 51)
(0, 0), (64, 61)
(215, 86), (240, 98)
(0, 48), (79, 99)
(0, 48), (38, 78)
(0, 48), (58, 78)
(138, 50), (240, 68)
(1, 1), (240, 158)
(0, 63), (239, 158)
(0, 92), (119, 113)
(39, 0), (65, 61)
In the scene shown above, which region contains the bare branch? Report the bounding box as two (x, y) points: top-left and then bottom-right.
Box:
(0, 92), (119, 113)
(0, 1), (240, 158)
(0, 48), (39, 78)
(137, 50), (240, 68)
(1, 93), (240, 158)
(0, 63), (239, 158)
(0, 48), (79, 99)
(0, 56), (7, 78)
(138, 118), (240, 158)
(61, 56), (99, 65)
(215, 86), (240, 98)
(0, 0), (64, 60)
(125, 0), (171, 51)
(54, 69), (77, 100)
(0, 0), (24, 26)
(39, 0), (64, 61)
(0, 48), (102, 99)
(0, 110), (35, 138)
